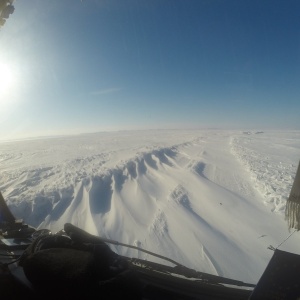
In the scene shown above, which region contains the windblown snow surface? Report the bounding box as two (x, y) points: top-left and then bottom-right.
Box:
(1, 129), (300, 284)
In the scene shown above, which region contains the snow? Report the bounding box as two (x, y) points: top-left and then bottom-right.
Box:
(1, 129), (300, 285)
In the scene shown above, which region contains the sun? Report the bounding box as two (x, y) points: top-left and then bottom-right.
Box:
(0, 62), (15, 96)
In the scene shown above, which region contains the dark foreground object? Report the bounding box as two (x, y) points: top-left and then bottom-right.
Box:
(1, 191), (299, 300)
(1, 221), (300, 299)
(1, 222), (254, 300)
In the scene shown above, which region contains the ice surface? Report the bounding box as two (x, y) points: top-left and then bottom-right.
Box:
(1, 129), (299, 284)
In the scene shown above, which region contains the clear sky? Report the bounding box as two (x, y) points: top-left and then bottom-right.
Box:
(0, 0), (299, 140)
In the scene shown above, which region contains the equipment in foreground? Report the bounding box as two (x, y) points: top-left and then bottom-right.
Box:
(0, 0), (15, 29)
(285, 161), (300, 231)
(1, 218), (255, 299)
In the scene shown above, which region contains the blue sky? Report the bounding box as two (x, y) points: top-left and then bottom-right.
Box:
(0, 0), (299, 139)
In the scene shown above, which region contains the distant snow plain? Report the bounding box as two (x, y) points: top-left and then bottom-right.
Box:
(1, 129), (299, 284)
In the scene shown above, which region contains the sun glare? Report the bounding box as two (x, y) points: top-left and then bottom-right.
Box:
(0, 62), (15, 96)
